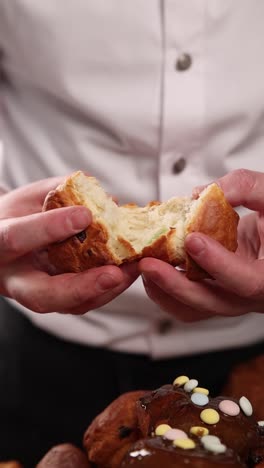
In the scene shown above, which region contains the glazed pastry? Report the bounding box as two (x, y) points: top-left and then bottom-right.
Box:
(121, 437), (246, 467)
(36, 443), (90, 468)
(136, 384), (258, 460)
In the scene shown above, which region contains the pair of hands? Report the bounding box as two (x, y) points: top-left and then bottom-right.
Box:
(0, 169), (263, 320)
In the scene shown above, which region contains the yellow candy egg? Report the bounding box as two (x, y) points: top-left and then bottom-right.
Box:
(190, 426), (209, 437)
(173, 438), (196, 449)
(155, 424), (171, 436)
(173, 375), (189, 386)
(193, 387), (209, 395)
(200, 409), (220, 425)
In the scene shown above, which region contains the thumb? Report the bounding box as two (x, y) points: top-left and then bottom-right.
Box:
(185, 232), (261, 297)
(0, 206), (91, 263)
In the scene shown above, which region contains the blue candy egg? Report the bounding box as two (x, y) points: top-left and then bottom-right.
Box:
(191, 392), (209, 406)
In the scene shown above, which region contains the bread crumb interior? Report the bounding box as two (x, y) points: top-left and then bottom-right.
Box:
(72, 173), (197, 261)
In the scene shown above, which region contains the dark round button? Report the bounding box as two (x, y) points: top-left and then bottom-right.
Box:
(158, 319), (173, 335)
(172, 157), (186, 174)
(176, 53), (192, 71)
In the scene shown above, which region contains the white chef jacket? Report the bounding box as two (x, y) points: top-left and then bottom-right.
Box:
(0, 0), (264, 359)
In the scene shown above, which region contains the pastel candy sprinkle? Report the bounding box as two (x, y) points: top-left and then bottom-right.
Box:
(191, 393), (209, 406)
(173, 438), (196, 450)
(204, 441), (227, 454)
(184, 379), (198, 392)
(190, 426), (209, 437)
(200, 408), (220, 425)
(219, 400), (240, 416)
(239, 396), (253, 416)
(173, 375), (189, 386)
(201, 435), (221, 445)
(155, 424), (171, 436)
(193, 387), (209, 396)
(164, 428), (188, 441)
(201, 435), (227, 454)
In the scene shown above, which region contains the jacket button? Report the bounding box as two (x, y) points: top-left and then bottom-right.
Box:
(158, 319), (173, 334)
(172, 157), (186, 174)
(176, 53), (192, 71)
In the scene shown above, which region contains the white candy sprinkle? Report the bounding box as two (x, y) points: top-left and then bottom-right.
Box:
(239, 396), (253, 416)
(184, 379), (198, 392)
(206, 442), (227, 454)
(258, 421), (264, 427)
(201, 435), (226, 454)
(201, 435), (221, 445)
(130, 449), (151, 458)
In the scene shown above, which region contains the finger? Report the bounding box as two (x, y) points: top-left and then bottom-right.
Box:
(63, 262), (139, 314)
(0, 206), (91, 262)
(192, 185), (207, 199)
(0, 176), (68, 217)
(185, 233), (263, 298)
(139, 258), (218, 309)
(192, 169), (264, 210)
(3, 264), (137, 314)
(214, 169), (264, 209)
(142, 276), (214, 322)
(139, 258), (257, 316)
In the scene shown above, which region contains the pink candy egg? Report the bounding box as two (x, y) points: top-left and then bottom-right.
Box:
(164, 428), (188, 441)
(219, 399), (240, 416)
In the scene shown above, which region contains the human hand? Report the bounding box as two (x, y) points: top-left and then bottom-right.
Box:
(0, 178), (138, 314)
(139, 169), (264, 322)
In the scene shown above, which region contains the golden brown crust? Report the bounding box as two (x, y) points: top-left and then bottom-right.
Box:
(141, 228), (183, 264)
(83, 390), (147, 467)
(43, 185), (120, 273)
(185, 183), (239, 279)
(43, 174), (239, 279)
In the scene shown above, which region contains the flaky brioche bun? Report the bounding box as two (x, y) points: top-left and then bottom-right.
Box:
(43, 171), (239, 279)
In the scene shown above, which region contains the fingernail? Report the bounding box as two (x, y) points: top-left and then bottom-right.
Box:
(186, 236), (206, 256)
(97, 274), (119, 291)
(70, 208), (90, 230)
(141, 273), (147, 285)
